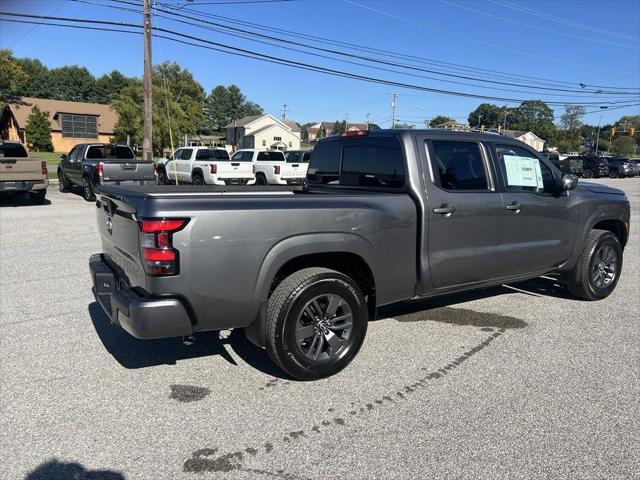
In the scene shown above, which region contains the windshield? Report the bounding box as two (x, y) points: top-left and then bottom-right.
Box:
(0, 143), (28, 158)
(86, 145), (135, 160)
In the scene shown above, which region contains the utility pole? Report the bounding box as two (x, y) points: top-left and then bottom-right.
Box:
(345, 113), (349, 131)
(390, 93), (399, 128)
(142, 0), (153, 162)
(595, 115), (602, 155)
(281, 104), (288, 120)
(366, 112), (370, 128)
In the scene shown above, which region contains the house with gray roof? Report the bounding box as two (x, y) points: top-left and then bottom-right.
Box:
(225, 114), (301, 151)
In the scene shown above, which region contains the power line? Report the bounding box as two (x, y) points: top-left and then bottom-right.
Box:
(84, 0), (640, 97)
(440, 0), (639, 49)
(2, 11), (639, 109)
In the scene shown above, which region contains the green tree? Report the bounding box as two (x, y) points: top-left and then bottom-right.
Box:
(25, 105), (53, 151)
(512, 100), (556, 142)
(112, 62), (205, 154)
(429, 115), (454, 127)
(94, 70), (134, 104)
(333, 120), (347, 133)
(468, 104), (503, 128)
(611, 136), (636, 156)
(202, 84), (263, 132)
(47, 65), (97, 102)
(560, 105), (586, 130)
(0, 49), (28, 100)
(13, 57), (50, 98)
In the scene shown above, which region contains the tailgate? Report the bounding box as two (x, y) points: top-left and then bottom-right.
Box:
(102, 161), (156, 182)
(216, 161), (254, 178)
(281, 162), (308, 179)
(0, 157), (44, 182)
(96, 192), (147, 288)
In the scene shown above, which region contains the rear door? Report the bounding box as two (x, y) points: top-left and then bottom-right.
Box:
(284, 151), (309, 180)
(198, 148), (253, 180)
(420, 137), (506, 289)
(491, 143), (580, 275)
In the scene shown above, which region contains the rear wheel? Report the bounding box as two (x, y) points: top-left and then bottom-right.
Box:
(157, 168), (168, 185)
(192, 172), (204, 185)
(29, 189), (46, 205)
(566, 229), (622, 301)
(265, 267), (368, 380)
(582, 169), (593, 178)
(58, 169), (70, 192)
(82, 176), (95, 202)
(256, 174), (267, 185)
(609, 168), (619, 178)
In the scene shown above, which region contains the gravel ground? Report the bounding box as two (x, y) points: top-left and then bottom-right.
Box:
(1, 179), (638, 480)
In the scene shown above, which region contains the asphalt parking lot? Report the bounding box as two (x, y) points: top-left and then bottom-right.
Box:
(1, 179), (639, 480)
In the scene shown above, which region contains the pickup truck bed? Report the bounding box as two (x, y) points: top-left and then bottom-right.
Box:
(0, 141), (48, 204)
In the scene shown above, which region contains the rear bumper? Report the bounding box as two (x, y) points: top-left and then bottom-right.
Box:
(211, 177), (256, 186)
(0, 179), (48, 192)
(89, 254), (193, 339)
(101, 179), (155, 186)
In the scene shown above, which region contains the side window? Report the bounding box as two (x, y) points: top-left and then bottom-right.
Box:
(173, 149), (182, 161)
(180, 148), (193, 160)
(68, 147), (77, 161)
(494, 144), (554, 194)
(341, 137), (405, 188)
(307, 141), (341, 184)
(430, 141), (489, 191)
(195, 149), (210, 160)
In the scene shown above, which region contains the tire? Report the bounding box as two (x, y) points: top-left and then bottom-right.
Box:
(583, 169), (593, 179)
(256, 174), (267, 186)
(192, 172), (204, 185)
(265, 267), (369, 380)
(609, 169), (619, 179)
(58, 169), (70, 192)
(157, 168), (168, 185)
(82, 176), (95, 202)
(29, 189), (46, 205)
(566, 229), (623, 301)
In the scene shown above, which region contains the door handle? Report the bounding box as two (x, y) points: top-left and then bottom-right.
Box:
(433, 205), (456, 215)
(505, 202), (522, 212)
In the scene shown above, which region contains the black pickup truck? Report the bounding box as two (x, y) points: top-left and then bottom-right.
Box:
(57, 143), (156, 201)
(90, 129), (630, 380)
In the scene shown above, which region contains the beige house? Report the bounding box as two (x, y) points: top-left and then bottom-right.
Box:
(1, 97), (117, 152)
(225, 114), (301, 151)
(500, 129), (546, 152)
(303, 121), (372, 142)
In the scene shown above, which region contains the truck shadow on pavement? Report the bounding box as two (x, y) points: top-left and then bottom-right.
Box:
(88, 303), (287, 377)
(24, 459), (124, 480)
(0, 193), (51, 207)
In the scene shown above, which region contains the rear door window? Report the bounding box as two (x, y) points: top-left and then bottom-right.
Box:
(430, 141), (489, 191)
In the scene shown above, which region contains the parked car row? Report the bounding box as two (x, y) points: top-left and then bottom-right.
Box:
(156, 147), (312, 187)
(552, 154), (639, 179)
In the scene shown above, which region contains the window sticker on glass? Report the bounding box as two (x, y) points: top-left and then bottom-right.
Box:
(503, 155), (543, 190)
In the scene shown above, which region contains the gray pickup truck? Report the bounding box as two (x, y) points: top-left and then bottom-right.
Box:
(90, 130), (630, 380)
(57, 143), (156, 201)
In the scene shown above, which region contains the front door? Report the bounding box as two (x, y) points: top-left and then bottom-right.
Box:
(421, 138), (506, 289)
(491, 143), (580, 275)
(67, 145), (84, 183)
(176, 148), (193, 181)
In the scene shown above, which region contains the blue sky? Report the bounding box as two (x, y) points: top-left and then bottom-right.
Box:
(1, 0), (639, 127)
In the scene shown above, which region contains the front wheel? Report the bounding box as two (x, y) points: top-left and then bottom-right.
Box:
(58, 169), (70, 192)
(265, 267), (369, 380)
(566, 229), (623, 301)
(157, 168), (169, 185)
(609, 169), (619, 179)
(583, 169), (593, 179)
(82, 177), (95, 202)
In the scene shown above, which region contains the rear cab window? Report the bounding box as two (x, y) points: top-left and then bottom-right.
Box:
(230, 151), (253, 162)
(0, 143), (28, 158)
(493, 144), (555, 194)
(308, 135), (405, 188)
(86, 145), (135, 160)
(257, 151), (286, 162)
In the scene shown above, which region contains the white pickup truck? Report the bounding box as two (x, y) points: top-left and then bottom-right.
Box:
(157, 146), (255, 185)
(231, 149), (308, 186)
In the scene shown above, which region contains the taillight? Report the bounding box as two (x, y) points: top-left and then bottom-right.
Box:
(41, 161), (47, 175)
(274, 165), (280, 175)
(210, 163), (217, 174)
(98, 162), (104, 182)
(139, 218), (189, 276)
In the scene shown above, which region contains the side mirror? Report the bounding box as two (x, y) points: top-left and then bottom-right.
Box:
(561, 173), (578, 191)
(59, 153), (67, 160)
